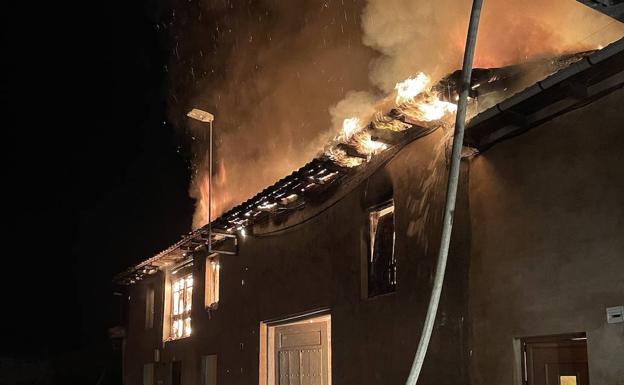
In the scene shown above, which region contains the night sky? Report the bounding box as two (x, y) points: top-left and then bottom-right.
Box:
(3, 0), (192, 382)
(3, 1), (370, 382)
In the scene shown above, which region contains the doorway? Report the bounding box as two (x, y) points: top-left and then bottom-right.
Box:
(521, 333), (589, 385)
(260, 312), (331, 385)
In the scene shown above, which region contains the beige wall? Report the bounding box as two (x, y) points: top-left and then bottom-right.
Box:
(123, 87), (623, 385)
(468, 88), (624, 385)
(123, 127), (471, 385)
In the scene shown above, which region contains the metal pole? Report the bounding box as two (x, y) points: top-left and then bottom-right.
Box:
(208, 120), (213, 253)
(405, 0), (483, 384)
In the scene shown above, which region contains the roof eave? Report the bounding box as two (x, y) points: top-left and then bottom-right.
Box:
(465, 37), (624, 151)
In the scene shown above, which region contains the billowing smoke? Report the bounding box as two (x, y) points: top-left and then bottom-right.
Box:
(329, 91), (379, 134)
(166, 0), (623, 229)
(167, 0), (376, 228)
(360, 0), (624, 92)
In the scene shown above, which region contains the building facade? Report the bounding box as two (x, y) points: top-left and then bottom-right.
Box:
(115, 39), (624, 385)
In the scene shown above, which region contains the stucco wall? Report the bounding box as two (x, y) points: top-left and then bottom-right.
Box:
(468, 88), (624, 385)
(123, 87), (623, 385)
(124, 127), (472, 385)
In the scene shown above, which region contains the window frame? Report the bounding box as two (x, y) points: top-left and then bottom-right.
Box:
(205, 254), (220, 310)
(169, 272), (193, 340)
(366, 200), (397, 298)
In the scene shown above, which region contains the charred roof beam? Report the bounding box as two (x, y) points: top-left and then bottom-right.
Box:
(337, 143), (368, 159)
(368, 128), (409, 146)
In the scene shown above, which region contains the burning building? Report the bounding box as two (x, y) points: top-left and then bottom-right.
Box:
(113, 38), (624, 385)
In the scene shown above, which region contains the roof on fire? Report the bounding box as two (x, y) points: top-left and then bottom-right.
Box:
(114, 37), (624, 285)
(465, 37), (624, 149)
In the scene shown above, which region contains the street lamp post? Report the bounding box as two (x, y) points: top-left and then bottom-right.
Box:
(187, 108), (215, 253)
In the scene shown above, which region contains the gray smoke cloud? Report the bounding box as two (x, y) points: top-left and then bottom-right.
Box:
(327, 0), (623, 139)
(361, 0), (624, 92)
(167, 0), (623, 229)
(168, 0), (375, 228)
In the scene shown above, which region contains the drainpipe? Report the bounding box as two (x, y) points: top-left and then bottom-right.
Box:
(405, 1), (483, 384)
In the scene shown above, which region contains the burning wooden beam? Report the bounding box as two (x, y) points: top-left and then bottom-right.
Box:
(337, 143), (368, 159)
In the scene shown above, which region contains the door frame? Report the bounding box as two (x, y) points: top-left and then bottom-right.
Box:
(520, 332), (588, 385)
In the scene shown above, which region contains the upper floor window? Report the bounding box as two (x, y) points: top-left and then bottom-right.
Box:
(368, 201), (396, 297)
(171, 273), (193, 339)
(205, 255), (220, 309)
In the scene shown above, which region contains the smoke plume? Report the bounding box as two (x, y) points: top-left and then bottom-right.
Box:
(361, 0), (624, 92)
(165, 0), (623, 229)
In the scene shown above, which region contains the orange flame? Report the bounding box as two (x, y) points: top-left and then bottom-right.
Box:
(192, 161), (229, 229)
(395, 73), (430, 104)
(325, 72), (457, 168)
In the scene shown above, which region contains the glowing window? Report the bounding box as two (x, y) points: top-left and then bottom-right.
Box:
(171, 274), (193, 339)
(205, 256), (220, 309)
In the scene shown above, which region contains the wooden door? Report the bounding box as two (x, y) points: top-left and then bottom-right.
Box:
(524, 337), (589, 385)
(275, 322), (328, 385)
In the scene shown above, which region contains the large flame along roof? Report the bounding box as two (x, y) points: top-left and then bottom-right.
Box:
(115, 37), (624, 285)
(115, 120), (441, 284)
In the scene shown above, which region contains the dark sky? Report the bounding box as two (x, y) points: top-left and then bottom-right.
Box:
(2, 0), (192, 367)
(2, 2), (369, 382)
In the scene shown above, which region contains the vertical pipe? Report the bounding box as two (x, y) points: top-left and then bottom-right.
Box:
(405, 1), (483, 384)
(208, 120), (213, 253)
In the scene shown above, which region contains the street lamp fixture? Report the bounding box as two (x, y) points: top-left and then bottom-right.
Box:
(187, 108), (214, 123)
